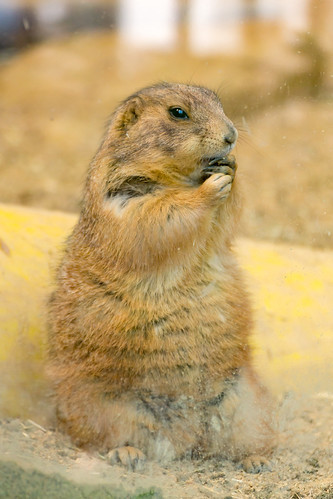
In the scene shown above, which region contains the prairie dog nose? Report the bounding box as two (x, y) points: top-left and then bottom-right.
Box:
(224, 125), (238, 146)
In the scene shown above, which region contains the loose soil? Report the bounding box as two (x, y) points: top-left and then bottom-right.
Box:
(1, 393), (333, 498)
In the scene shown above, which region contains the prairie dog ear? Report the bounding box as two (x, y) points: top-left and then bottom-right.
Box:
(114, 95), (145, 134)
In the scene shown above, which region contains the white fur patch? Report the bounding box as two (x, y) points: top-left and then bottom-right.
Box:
(106, 194), (129, 217)
(218, 311), (226, 323)
(153, 433), (176, 462)
(211, 415), (222, 433)
(200, 281), (216, 298)
(208, 254), (225, 272)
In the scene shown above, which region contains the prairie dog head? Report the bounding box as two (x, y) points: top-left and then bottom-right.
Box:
(86, 83), (238, 204)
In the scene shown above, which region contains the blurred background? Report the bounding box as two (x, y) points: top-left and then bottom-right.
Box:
(0, 0), (332, 248)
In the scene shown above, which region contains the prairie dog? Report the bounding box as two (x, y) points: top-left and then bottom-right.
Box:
(48, 83), (275, 472)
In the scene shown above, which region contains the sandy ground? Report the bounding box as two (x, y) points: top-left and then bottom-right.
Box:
(0, 393), (332, 498)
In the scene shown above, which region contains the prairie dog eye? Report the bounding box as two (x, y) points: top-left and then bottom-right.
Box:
(169, 107), (189, 120)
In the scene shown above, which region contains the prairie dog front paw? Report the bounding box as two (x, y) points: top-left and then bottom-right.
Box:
(201, 173), (233, 201)
(202, 155), (237, 181)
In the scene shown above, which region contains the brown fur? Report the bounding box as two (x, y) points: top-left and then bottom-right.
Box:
(48, 83), (275, 470)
